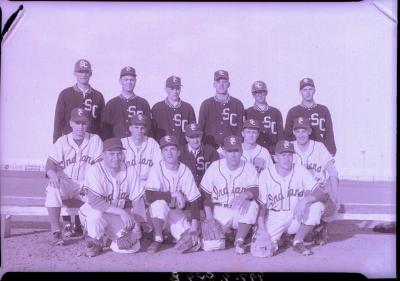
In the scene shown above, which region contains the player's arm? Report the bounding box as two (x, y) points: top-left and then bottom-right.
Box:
(143, 100), (154, 138)
(198, 101), (207, 131)
(100, 102), (114, 141)
(324, 109), (337, 156)
(53, 93), (65, 143)
(325, 160), (339, 203)
(283, 109), (294, 140)
(45, 158), (60, 188)
(276, 110), (284, 141)
(95, 94), (106, 137)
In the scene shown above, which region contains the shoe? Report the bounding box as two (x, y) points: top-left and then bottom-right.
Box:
(293, 242), (312, 256)
(373, 222), (396, 234)
(86, 243), (103, 257)
(49, 231), (64, 246)
(110, 240), (140, 254)
(278, 233), (295, 248)
(147, 241), (162, 253)
(314, 224), (328, 245)
(235, 239), (246, 255)
(72, 224), (84, 237)
(63, 223), (73, 238)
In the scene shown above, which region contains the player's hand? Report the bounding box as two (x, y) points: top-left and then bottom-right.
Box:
(293, 199), (309, 221)
(231, 192), (248, 211)
(120, 210), (134, 231)
(173, 191), (186, 209)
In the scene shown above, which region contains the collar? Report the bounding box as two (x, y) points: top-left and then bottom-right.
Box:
(74, 84), (92, 97)
(254, 103), (269, 112)
(187, 145), (201, 155)
(165, 98), (182, 109)
(119, 93), (137, 101)
(300, 102), (317, 109)
(213, 94), (230, 104)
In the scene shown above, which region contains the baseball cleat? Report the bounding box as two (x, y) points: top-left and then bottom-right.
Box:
(292, 242), (312, 256)
(235, 239), (246, 255)
(63, 223), (74, 238)
(72, 224), (84, 237)
(49, 231), (65, 246)
(86, 244), (103, 257)
(314, 224), (328, 245)
(147, 241), (162, 254)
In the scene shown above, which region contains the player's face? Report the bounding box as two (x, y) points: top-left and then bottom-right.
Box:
(275, 152), (294, 171)
(185, 135), (202, 150)
(74, 71), (92, 85)
(242, 128), (259, 144)
(162, 145), (180, 164)
(165, 86), (181, 102)
(300, 86), (315, 102)
(224, 148), (242, 167)
(129, 124), (147, 140)
(213, 79), (230, 94)
(69, 120), (89, 139)
(103, 150), (124, 169)
(293, 128), (311, 145)
(120, 75), (136, 92)
(252, 91), (267, 103)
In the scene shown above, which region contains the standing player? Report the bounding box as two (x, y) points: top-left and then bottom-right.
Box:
(291, 117), (339, 244)
(254, 140), (327, 257)
(53, 59), (105, 143)
(179, 123), (219, 188)
(45, 108), (103, 246)
(151, 76), (196, 145)
(101, 66), (152, 140)
(245, 81), (284, 156)
(198, 70), (245, 150)
(79, 138), (145, 257)
(200, 135), (259, 254)
(284, 78), (337, 156)
(241, 119), (273, 174)
(145, 135), (202, 253)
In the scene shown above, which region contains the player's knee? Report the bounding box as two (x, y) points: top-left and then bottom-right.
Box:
(303, 202), (325, 225)
(85, 209), (104, 224)
(149, 200), (169, 219)
(44, 186), (63, 207)
(238, 201), (259, 224)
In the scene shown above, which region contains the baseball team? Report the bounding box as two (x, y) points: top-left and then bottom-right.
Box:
(45, 59), (338, 258)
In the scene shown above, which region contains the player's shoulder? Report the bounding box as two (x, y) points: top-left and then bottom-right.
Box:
(180, 100), (195, 109)
(312, 140), (330, 152)
(288, 104), (303, 112)
(229, 95), (244, 105)
(151, 100), (165, 110)
(120, 136), (130, 147)
(268, 105), (282, 115)
(87, 133), (102, 143)
(89, 87), (104, 97)
(134, 95), (150, 104)
(105, 96), (121, 105)
(200, 96), (215, 105)
(146, 136), (160, 146)
(59, 86), (75, 95)
(315, 103), (331, 112)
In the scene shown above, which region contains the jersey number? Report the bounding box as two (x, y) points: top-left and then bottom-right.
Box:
(222, 108), (238, 126)
(310, 113), (326, 132)
(84, 99), (98, 118)
(263, 116), (277, 134)
(127, 106), (144, 118)
(173, 114), (188, 132)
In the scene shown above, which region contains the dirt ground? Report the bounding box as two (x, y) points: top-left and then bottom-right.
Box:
(0, 219), (396, 278)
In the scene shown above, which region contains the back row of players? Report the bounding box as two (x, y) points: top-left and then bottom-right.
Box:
(46, 59), (339, 257)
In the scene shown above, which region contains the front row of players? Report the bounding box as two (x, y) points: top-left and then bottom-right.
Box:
(45, 107), (339, 257)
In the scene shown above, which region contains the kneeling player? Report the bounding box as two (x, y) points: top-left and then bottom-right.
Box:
(253, 140), (327, 257)
(145, 135), (202, 253)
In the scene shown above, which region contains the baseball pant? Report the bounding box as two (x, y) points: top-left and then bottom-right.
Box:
(213, 201), (259, 232)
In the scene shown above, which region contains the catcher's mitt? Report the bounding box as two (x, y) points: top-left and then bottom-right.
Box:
(111, 229), (140, 254)
(174, 229), (201, 254)
(250, 227), (277, 258)
(200, 219), (225, 251)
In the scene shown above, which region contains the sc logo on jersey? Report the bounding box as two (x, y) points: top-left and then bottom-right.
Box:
(222, 108), (238, 126)
(310, 113), (326, 132)
(127, 106), (144, 118)
(262, 116), (277, 134)
(84, 99), (98, 118)
(173, 114), (188, 132)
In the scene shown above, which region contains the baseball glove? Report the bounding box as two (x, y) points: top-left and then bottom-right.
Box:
(250, 226), (277, 258)
(174, 229), (201, 254)
(200, 219), (225, 251)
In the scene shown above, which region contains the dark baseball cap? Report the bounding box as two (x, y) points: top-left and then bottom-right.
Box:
(120, 66), (136, 78)
(166, 76), (182, 88)
(74, 59), (92, 73)
(251, 81), (267, 93)
(103, 138), (126, 152)
(293, 117), (311, 130)
(70, 107), (89, 122)
(130, 114), (148, 126)
(275, 140), (295, 154)
(243, 119), (261, 130)
(299, 78), (315, 90)
(160, 135), (179, 149)
(185, 123), (203, 138)
(223, 135), (242, 151)
(214, 70), (229, 81)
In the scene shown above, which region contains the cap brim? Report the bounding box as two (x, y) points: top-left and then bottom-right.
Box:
(160, 143), (179, 149)
(186, 132), (203, 137)
(104, 146), (126, 152)
(71, 117), (89, 122)
(293, 126), (310, 130)
(276, 149), (295, 154)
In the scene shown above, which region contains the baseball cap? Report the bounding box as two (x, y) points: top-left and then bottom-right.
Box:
(214, 70), (229, 81)
(103, 138), (126, 152)
(251, 81), (267, 93)
(275, 140), (295, 154)
(166, 76), (182, 88)
(185, 123), (203, 138)
(70, 107), (89, 122)
(120, 66), (136, 78)
(74, 59), (92, 73)
(293, 117), (311, 130)
(299, 78), (315, 90)
(159, 135), (179, 149)
(130, 114), (148, 126)
(223, 135), (242, 151)
(243, 119), (261, 130)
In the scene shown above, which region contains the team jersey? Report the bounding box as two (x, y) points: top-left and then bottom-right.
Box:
(151, 99), (196, 145)
(145, 161), (201, 203)
(257, 164), (319, 212)
(245, 104), (284, 155)
(284, 104), (336, 156)
(200, 159), (258, 206)
(241, 144), (273, 174)
(101, 94), (151, 140)
(121, 136), (162, 184)
(53, 84), (105, 143)
(49, 132), (103, 183)
(292, 140), (334, 184)
(84, 162), (144, 208)
(179, 144), (220, 186)
(198, 96), (244, 148)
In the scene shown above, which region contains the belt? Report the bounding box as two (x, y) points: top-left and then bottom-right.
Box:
(214, 203), (231, 208)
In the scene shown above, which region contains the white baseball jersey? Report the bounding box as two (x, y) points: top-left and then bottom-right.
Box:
(120, 136), (162, 183)
(200, 159), (258, 206)
(84, 162), (144, 208)
(145, 161), (201, 203)
(49, 132), (103, 183)
(292, 140), (333, 183)
(258, 164), (319, 212)
(241, 144), (273, 173)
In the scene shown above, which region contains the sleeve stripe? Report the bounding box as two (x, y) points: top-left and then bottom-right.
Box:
(187, 193), (202, 203)
(199, 184), (212, 194)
